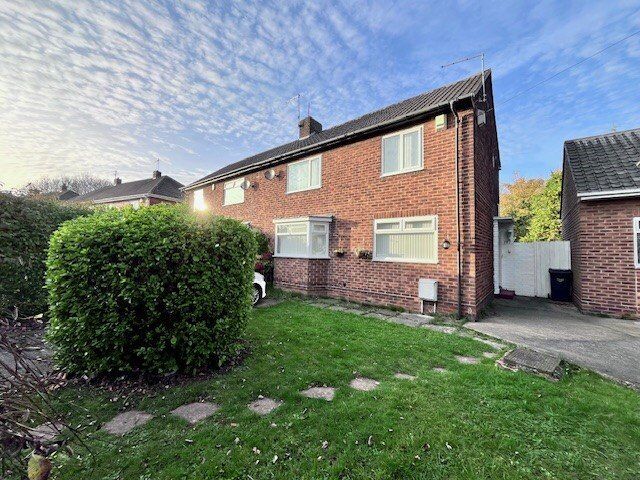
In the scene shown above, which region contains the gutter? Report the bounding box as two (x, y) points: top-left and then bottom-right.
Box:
(89, 193), (182, 204)
(183, 93), (477, 191)
(578, 188), (640, 201)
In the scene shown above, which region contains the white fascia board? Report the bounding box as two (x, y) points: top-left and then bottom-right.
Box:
(578, 188), (640, 201)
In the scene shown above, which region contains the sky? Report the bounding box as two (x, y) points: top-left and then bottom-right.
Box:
(1, 0), (640, 190)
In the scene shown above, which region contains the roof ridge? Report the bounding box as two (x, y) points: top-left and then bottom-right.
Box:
(147, 175), (166, 195)
(565, 127), (640, 144)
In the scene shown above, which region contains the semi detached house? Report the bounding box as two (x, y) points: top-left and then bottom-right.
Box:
(184, 71), (500, 318)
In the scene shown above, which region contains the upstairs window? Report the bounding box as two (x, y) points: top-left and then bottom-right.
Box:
(634, 218), (640, 268)
(381, 125), (423, 176)
(287, 156), (322, 193)
(374, 215), (437, 263)
(223, 178), (244, 206)
(193, 188), (206, 211)
(274, 216), (331, 258)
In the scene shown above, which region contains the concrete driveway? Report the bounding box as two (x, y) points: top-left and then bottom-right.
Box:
(466, 297), (640, 389)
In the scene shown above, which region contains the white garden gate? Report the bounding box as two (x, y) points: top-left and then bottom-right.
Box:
(493, 218), (571, 298)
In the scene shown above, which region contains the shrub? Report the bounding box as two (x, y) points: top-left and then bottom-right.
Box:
(0, 194), (90, 316)
(45, 205), (257, 375)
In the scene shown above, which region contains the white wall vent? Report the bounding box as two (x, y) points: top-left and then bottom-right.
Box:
(418, 279), (438, 302)
(435, 114), (447, 131)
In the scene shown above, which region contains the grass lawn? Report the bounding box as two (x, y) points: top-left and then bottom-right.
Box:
(49, 300), (639, 479)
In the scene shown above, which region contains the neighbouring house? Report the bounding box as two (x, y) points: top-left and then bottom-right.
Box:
(28, 184), (79, 201)
(183, 71), (500, 317)
(72, 171), (183, 208)
(561, 127), (640, 318)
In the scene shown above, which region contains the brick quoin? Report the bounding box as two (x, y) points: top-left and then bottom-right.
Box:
(562, 158), (640, 318)
(185, 80), (500, 318)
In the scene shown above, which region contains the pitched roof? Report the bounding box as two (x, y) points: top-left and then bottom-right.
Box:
(564, 128), (640, 195)
(57, 189), (79, 201)
(72, 175), (184, 204)
(186, 70), (488, 190)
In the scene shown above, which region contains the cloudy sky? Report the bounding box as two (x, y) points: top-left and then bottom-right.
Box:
(1, 0), (640, 190)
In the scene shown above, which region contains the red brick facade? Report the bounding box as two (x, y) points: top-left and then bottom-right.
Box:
(561, 162), (640, 318)
(186, 87), (499, 317)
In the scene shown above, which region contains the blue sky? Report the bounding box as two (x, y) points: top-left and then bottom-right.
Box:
(1, 0), (640, 189)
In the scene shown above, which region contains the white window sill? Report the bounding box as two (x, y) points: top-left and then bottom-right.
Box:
(223, 202), (244, 207)
(372, 257), (437, 265)
(286, 185), (322, 195)
(380, 166), (424, 178)
(273, 254), (330, 260)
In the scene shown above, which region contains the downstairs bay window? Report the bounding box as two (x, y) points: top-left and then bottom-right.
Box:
(274, 216), (332, 259)
(373, 215), (438, 263)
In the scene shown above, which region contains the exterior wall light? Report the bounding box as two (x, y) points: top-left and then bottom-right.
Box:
(442, 240), (451, 250)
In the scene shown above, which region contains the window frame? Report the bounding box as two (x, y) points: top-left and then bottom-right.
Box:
(286, 155), (322, 194)
(380, 125), (424, 178)
(193, 188), (206, 211)
(273, 216), (332, 259)
(634, 217), (640, 268)
(223, 178), (245, 206)
(373, 215), (438, 264)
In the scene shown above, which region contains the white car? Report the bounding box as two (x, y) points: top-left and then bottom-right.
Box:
(253, 272), (267, 306)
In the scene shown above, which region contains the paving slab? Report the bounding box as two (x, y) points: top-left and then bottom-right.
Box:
(422, 324), (456, 334)
(171, 402), (220, 424)
(500, 347), (562, 379)
(393, 373), (417, 380)
(473, 337), (508, 350)
(455, 355), (480, 365)
(482, 351), (498, 358)
(255, 298), (282, 309)
(363, 312), (391, 320)
(349, 377), (379, 391)
(29, 422), (63, 442)
(300, 386), (336, 401)
(103, 411), (153, 436)
(467, 297), (640, 388)
(248, 397), (282, 415)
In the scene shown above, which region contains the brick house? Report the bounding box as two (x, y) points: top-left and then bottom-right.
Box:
(561, 127), (640, 318)
(184, 71), (500, 318)
(72, 171), (183, 208)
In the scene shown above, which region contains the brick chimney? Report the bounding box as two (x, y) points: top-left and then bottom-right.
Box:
(61, 183), (68, 192)
(114, 177), (122, 185)
(152, 170), (162, 179)
(298, 116), (322, 138)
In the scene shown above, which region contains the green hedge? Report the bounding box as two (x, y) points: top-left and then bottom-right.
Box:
(45, 205), (257, 375)
(0, 193), (90, 316)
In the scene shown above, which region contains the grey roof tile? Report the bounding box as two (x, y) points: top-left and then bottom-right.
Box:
(186, 71), (487, 189)
(564, 128), (640, 194)
(72, 175), (184, 203)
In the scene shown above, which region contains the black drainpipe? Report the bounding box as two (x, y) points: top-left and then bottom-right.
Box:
(450, 100), (462, 320)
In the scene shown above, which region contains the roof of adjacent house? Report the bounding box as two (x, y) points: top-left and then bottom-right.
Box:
(57, 189), (79, 201)
(564, 128), (640, 195)
(185, 70), (489, 190)
(72, 175), (184, 204)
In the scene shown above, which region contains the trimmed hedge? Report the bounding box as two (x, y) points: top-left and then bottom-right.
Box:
(45, 205), (257, 375)
(0, 193), (90, 316)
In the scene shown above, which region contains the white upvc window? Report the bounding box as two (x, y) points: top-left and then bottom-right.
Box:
(223, 178), (244, 206)
(286, 155), (322, 193)
(273, 216), (332, 259)
(193, 188), (206, 211)
(634, 218), (640, 268)
(373, 215), (438, 263)
(381, 125), (423, 177)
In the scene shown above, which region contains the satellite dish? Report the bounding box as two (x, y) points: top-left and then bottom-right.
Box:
(264, 169), (279, 180)
(240, 179), (253, 190)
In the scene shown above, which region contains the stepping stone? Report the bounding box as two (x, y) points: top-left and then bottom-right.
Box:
(474, 337), (507, 350)
(300, 386), (336, 401)
(483, 351), (497, 359)
(367, 308), (397, 317)
(455, 355), (480, 365)
(171, 402), (220, 424)
(432, 367), (448, 373)
(248, 397), (282, 415)
(499, 347), (563, 380)
(363, 312), (390, 320)
(103, 411), (153, 436)
(422, 324), (456, 334)
(394, 373), (416, 381)
(349, 377), (379, 391)
(399, 313), (433, 326)
(29, 422), (63, 442)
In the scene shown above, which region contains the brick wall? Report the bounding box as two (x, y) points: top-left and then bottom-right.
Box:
(560, 157), (583, 307)
(186, 106), (499, 317)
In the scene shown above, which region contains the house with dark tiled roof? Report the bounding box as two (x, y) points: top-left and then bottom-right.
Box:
(72, 171), (183, 208)
(182, 71), (500, 318)
(33, 184), (79, 201)
(561, 127), (640, 317)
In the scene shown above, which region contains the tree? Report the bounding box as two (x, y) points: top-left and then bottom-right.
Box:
(521, 170), (562, 242)
(499, 174), (544, 240)
(24, 173), (112, 195)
